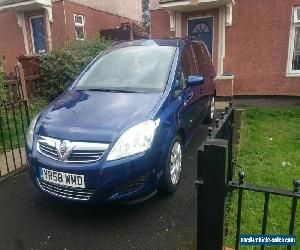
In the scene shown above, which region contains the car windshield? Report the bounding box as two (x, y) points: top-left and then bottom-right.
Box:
(75, 46), (176, 93)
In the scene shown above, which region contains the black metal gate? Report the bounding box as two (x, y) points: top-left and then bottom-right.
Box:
(195, 104), (300, 250)
(0, 100), (30, 177)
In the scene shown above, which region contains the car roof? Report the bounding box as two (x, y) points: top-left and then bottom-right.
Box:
(111, 37), (202, 49)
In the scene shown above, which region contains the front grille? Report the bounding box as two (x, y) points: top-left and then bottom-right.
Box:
(37, 136), (109, 163)
(115, 172), (150, 195)
(37, 179), (94, 201)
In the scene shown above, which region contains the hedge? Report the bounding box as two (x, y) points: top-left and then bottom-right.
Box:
(41, 38), (111, 101)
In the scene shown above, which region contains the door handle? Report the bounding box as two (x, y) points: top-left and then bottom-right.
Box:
(200, 88), (204, 95)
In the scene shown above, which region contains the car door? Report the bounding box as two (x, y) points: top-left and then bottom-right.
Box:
(203, 43), (216, 94)
(179, 44), (201, 137)
(192, 41), (209, 121)
(201, 43), (216, 111)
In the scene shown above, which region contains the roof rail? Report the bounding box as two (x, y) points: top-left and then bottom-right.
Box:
(177, 37), (188, 47)
(178, 36), (206, 46)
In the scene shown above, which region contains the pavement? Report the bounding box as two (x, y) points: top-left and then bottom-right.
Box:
(0, 123), (209, 250)
(217, 96), (300, 108)
(0, 147), (25, 177)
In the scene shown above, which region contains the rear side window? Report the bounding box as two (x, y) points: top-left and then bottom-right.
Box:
(181, 45), (197, 78)
(201, 43), (216, 76)
(193, 42), (207, 74)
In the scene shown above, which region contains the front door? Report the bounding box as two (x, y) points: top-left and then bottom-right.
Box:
(188, 17), (213, 57)
(30, 16), (47, 54)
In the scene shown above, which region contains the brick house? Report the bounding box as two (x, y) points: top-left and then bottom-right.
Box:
(150, 0), (300, 96)
(0, 0), (142, 74)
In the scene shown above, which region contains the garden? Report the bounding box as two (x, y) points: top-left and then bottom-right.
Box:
(0, 38), (111, 176)
(225, 107), (300, 249)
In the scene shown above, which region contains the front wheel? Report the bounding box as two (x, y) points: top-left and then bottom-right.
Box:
(159, 135), (183, 194)
(204, 95), (215, 124)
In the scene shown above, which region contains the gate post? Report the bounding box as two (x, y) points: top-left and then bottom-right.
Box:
(15, 62), (28, 101)
(196, 138), (228, 250)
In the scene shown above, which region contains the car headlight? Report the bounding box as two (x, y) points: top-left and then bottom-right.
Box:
(107, 120), (159, 161)
(26, 115), (39, 149)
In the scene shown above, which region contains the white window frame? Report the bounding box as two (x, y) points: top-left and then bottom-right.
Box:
(287, 7), (300, 77)
(74, 14), (85, 40)
(294, 6), (300, 23)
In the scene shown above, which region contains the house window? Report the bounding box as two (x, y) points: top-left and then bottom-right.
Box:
(74, 14), (85, 40)
(288, 7), (300, 75)
(293, 27), (300, 70)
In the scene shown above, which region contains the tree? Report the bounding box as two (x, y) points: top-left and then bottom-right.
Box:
(142, 0), (150, 33)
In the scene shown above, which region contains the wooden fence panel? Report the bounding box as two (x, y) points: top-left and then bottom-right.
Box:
(3, 55), (42, 103)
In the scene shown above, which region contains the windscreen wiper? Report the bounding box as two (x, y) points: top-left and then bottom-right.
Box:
(77, 88), (139, 93)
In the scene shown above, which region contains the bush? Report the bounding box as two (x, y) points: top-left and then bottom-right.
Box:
(0, 56), (5, 105)
(41, 38), (111, 101)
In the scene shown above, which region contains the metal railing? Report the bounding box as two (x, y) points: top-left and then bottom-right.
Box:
(229, 173), (300, 250)
(195, 103), (300, 250)
(0, 100), (30, 177)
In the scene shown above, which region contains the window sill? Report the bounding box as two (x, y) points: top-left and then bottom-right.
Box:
(215, 75), (235, 80)
(286, 73), (300, 78)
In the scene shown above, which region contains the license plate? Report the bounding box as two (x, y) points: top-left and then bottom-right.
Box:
(39, 168), (85, 189)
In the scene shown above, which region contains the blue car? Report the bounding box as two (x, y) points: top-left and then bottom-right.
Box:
(26, 38), (216, 203)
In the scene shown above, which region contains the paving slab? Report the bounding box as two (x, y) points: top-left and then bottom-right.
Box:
(0, 147), (25, 177)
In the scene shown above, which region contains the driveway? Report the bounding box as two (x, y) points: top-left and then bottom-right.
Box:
(0, 124), (208, 250)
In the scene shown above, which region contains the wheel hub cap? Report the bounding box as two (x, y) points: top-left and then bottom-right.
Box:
(211, 97), (215, 119)
(170, 142), (182, 185)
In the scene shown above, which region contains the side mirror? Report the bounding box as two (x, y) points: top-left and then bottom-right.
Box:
(187, 75), (204, 86)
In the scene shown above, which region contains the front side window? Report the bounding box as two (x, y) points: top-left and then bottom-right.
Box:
(288, 7), (300, 74)
(76, 46), (176, 92)
(74, 14), (85, 40)
(173, 68), (186, 96)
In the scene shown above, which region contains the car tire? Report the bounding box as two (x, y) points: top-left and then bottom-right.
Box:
(204, 95), (215, 124)
(158, 135), (183, 194)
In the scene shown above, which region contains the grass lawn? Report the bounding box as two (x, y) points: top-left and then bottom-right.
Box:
(0, 98), (48, 152)
(225, 107), (300, 249)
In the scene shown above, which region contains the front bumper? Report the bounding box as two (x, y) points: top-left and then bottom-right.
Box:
(27, 146), (164, 203)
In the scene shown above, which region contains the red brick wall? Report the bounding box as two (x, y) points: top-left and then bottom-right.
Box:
(216, 79), (234, 96)
(63, 1), (134, 41)
(150, 9), (175, 38)
(51, 1), (68, 50)
(150, 0), (300, 96)
(0, 0), (136, 75)
(0, 12), (25, 74)
(224, 0), (300, 96)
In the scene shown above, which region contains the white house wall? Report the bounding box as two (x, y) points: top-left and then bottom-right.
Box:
(65, 0), (142, 22)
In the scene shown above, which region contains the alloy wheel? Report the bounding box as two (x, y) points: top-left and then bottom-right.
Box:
(210, 96), (215, 119)
(170, 142), (182, 185)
